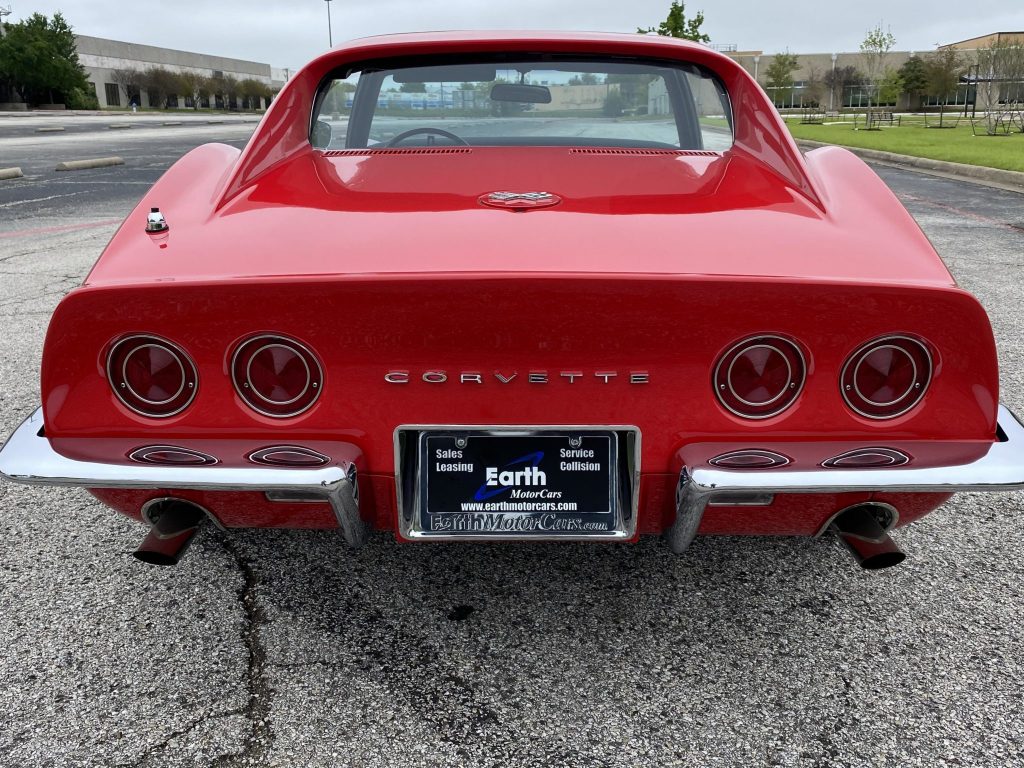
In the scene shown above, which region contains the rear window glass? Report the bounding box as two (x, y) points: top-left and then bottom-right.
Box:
(312, 56), (732, 151)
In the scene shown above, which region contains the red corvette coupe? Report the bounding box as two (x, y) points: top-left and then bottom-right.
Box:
(2, 31), (1022, 569)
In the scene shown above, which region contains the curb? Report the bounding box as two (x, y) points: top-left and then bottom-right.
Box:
(162, 121), (183, 126)
(0, 167), (24, 180)
(107, 124), (132, 130)
(55, 157), (125, 172)
(35, 126), (65, 133)
(795, 139), (1024, 190)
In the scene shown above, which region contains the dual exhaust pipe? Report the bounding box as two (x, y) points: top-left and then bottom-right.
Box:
(132, 498), (906, 570)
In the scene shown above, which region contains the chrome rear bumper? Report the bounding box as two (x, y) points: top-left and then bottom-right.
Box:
(0, 408), (368, 547)
(667, 404), (1024, 553)
(4, 405), (1024, 554)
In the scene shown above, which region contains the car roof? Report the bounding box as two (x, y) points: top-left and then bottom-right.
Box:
(330, 29), (712, 56)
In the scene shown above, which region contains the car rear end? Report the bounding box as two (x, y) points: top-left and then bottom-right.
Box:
(2, 31), (1022, 570)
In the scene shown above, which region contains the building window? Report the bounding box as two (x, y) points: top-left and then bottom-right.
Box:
(104, 83), (120, 107)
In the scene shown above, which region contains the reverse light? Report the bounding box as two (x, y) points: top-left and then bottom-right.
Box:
(129, 445), (218, 465)
(713, 335), (806, 419)
(841, 336), (932, 419)
(709, 449), (792, 469)
(231, 335), (323, 418)
(821, 447), (911, 468)
(107, 335), (197, 418)
(249, 446), (330, 466)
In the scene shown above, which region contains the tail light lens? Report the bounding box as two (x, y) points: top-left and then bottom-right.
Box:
(714, 335), (806, 419)
(231, 335), (323, 418)
(841, 336), (932, 419)
(107, 335), (197, 418)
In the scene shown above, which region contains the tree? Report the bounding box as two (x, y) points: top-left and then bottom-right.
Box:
(602, 90), (624, 117)
(860, 23), (896, 127)
(897, 55), (928, 109)
(400, 81), (426, 93)
(824, 65), (864, 110)
(0, 12), (91, 105)
(177, 70), (212, 109)
(803, 66), (826, 107)
(110, 67), (143, 106)
(763, 51), (800, 107)
(606, 73), (656, 112)
(143, 66), (181, 109)
(975, 42), (1024, 135)
(925, 48), (965, 127)
(878, 69), (903, 106)
(638, 1), (710, 44)
(239, 78), (272, 110)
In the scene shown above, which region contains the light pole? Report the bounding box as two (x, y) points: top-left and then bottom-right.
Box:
(829, 53), (838, 111)
(324, 0), (333, 48)
(753, 55), (760, 83)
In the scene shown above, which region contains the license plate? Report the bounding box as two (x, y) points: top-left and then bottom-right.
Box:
(415, 430), (619, 538)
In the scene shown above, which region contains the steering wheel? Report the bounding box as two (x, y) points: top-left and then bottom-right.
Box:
(387, 127), (469, 147)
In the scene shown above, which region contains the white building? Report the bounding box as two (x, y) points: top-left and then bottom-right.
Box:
(76, 35), (288, 109)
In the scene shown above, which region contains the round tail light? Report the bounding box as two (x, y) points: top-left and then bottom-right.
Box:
(713, 335), (806, 419)
(107, 335), (197, 418)
(841, 336), (932, 419)
(231, 335), (323, 418)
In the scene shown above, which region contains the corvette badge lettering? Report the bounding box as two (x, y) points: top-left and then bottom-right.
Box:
(385, 370), (649, 384)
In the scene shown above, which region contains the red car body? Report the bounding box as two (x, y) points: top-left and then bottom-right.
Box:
(2, 31), (1022, 568)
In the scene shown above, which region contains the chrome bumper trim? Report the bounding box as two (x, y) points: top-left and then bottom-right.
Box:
(0, 408), (368, 548)
(667, 404), (1024, 554)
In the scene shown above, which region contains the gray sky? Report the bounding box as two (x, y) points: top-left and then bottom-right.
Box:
(10, 1), (1024, 69)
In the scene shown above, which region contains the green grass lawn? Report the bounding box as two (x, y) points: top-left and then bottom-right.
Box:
(785, 119), (1024, 173)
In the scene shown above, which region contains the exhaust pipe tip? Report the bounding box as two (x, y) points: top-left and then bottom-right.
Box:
(133, 498), (208, 566)
(133, 549), (184, 567)
(857, 548), (907, 571)
(829, 502), (906, 570)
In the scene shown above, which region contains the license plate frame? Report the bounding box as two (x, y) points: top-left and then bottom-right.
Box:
(394, 426), (640, 542)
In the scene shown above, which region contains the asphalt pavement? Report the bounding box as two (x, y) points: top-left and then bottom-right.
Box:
(1, 116), (1023, 768)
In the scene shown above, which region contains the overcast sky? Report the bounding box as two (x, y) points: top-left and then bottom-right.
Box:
(9, 1), (1024, 69)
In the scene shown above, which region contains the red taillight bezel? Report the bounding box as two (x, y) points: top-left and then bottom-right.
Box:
(107, 335), (198, 418)
(713, 335), (806, 420)
(840, 335), (932, 420)
(231, 334), (323, 418)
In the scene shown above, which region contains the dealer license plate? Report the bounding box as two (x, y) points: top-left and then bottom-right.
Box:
(416, 430), (619, 538)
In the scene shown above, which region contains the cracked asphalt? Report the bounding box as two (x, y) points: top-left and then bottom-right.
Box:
(1, 116), (1024, 767)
